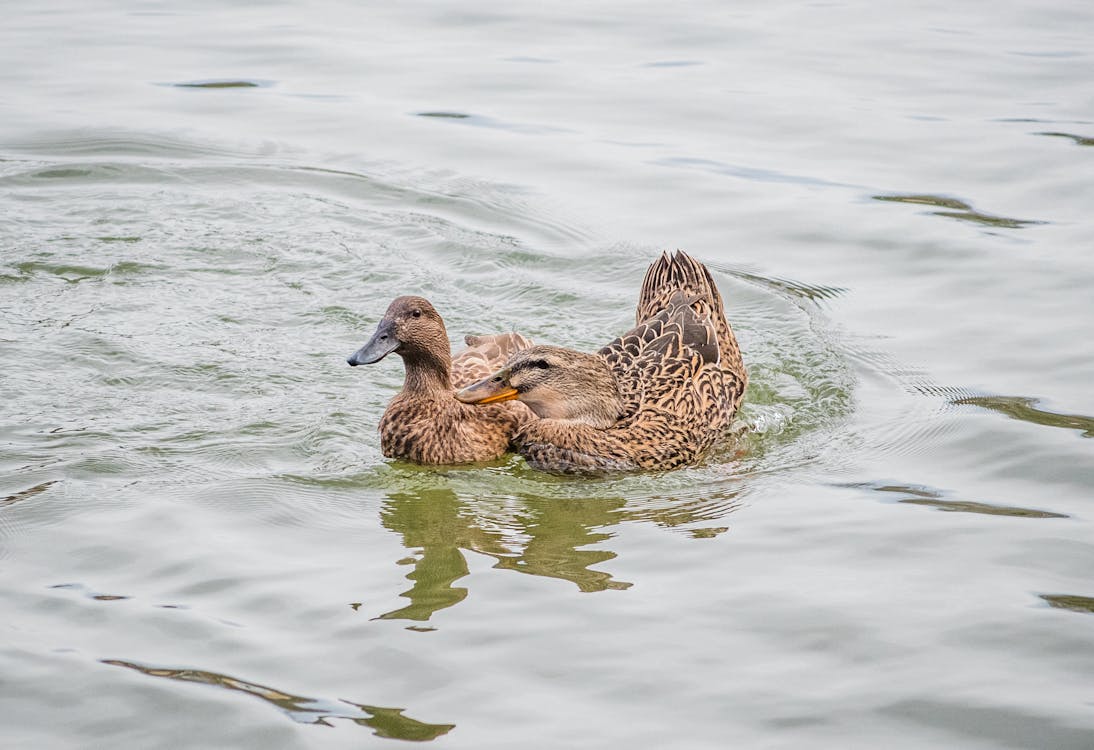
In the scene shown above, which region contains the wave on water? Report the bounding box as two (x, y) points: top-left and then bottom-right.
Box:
(103, 658), (454, 739)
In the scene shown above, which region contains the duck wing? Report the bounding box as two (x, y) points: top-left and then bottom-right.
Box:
(598, 291), (720, 419)
(452, 332), (534, 388)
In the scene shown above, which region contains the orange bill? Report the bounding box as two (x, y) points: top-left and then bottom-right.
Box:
(455, 373), (518, 405)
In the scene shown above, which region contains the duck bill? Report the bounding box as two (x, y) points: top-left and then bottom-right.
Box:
(455, 372), (518, 405)
(347, 320), (399, 366)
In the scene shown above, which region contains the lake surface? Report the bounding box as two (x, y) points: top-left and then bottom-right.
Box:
(2, 1), (1093, 747)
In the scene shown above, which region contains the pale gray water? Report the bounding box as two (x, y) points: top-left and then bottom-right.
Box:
(2, 1), (1094, 748)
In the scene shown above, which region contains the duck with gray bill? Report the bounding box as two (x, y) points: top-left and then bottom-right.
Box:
(346, 295), (535, 464)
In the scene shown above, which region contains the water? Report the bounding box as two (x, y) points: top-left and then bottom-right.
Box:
(2, 1), (1093, 747)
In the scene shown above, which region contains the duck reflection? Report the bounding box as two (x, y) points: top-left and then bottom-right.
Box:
(377, 489), (631, 623)
(377, 490), (510, 622)
(375, 486), (743, 624)
(487, 496), (632, 593)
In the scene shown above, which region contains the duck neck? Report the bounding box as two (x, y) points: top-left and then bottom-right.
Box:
(400, 348), (453, 396)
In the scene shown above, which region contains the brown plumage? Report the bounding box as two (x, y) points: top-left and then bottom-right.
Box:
(347, 296), (534, 464)
(456, 252), (747, 473)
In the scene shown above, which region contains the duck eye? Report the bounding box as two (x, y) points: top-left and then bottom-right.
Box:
(411, 310), (422, 318)
(529, 359), (550, 369)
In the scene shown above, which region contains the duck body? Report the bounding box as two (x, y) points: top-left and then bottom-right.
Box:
(457, 252), (746, 473)
(348, 296), (533, 464)
(377, 387), (520, 464)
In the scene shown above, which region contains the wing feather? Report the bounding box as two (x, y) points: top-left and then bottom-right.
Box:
(452, 332), (534, 388)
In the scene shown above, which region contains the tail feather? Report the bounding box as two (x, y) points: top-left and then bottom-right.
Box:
(635, 250), (743, 374)
(636, 250), (726, 325)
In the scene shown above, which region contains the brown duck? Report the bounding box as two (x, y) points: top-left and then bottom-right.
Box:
(347, 296), (534, 464)
(456, 251), (746, 473)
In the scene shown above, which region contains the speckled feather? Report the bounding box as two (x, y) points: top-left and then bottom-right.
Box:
(452, 333), (535, 387)
(378, 391), (527, 464)
(515, 251), (747, 473)
(383, 332), (535, 464)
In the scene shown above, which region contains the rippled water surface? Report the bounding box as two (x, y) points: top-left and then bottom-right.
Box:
(3, 2), (1094, 748)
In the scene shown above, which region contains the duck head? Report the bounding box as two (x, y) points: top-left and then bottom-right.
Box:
(347, 296), (448, 366)
(455, 345), (624, 428)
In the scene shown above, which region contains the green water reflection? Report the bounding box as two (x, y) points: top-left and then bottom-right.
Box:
(846, 481), (1069, 519)
(172, 80), (264, 89)
(874, 194), (1041, 228)
(488, 495), (632, 593)
(1037, 131), (1094, 147)
(1040, 594), (1094, 614)
(376, 490), (631, 623)
(955, 395), (1094, 438)
(374, 485), (745, 624)
(103, 659), (454, 741)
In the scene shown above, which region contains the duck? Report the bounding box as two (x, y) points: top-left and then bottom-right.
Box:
(347, 295), (534, 464)
(455, 251), (746, 473)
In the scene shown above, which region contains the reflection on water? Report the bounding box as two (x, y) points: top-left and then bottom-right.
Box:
(376, 489), (631, 624)
(620, 487), (744, 530)
(880, 699), (1094, 750)
(103, 659), (454, 741)
(170, 80), (267, 89)
(50, 582), (132, 601)
(376, 490), (496, 622)
(897, 498), (1068, 519)
(488, 495), (632, 593)
(375, 484), (753, 625)
(844, 481), (1070, 519)
(1036, 131), (1094, 147)
(687, 526), (729, 539)
(416, 112), (471, 119)
(873, 194), (1042, 229)
(954, 395), (1094, 438)
(1040, 594), (1094, 615)
(1, 480), (58, 508)
(414, 110), (573, 135)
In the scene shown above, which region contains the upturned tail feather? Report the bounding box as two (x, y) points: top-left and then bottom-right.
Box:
(635, 250), (726, 326)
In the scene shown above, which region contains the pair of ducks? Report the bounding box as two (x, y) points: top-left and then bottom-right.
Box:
(347, 251), (747, 473)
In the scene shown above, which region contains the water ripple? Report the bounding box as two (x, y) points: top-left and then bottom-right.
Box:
(953, 395), (1094, 438)
(103, 659), (454, 740)
(1, 479), (58, 508)
(842, 480), (1071, 519)
(414, 111), (574, 135)
(1035, 131), (1094, 147)
(0, 129), (279, 160)
(873, 193), (1044, 229)
(168, 79), (273, 89)
(879, 699), (1094, 750)
(653, 156), (857, 189)
(1039, 594), (1094, 615)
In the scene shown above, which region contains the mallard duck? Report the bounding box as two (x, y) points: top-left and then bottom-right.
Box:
(456, 251), (746, 472)
(347, 296), (534, 464)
